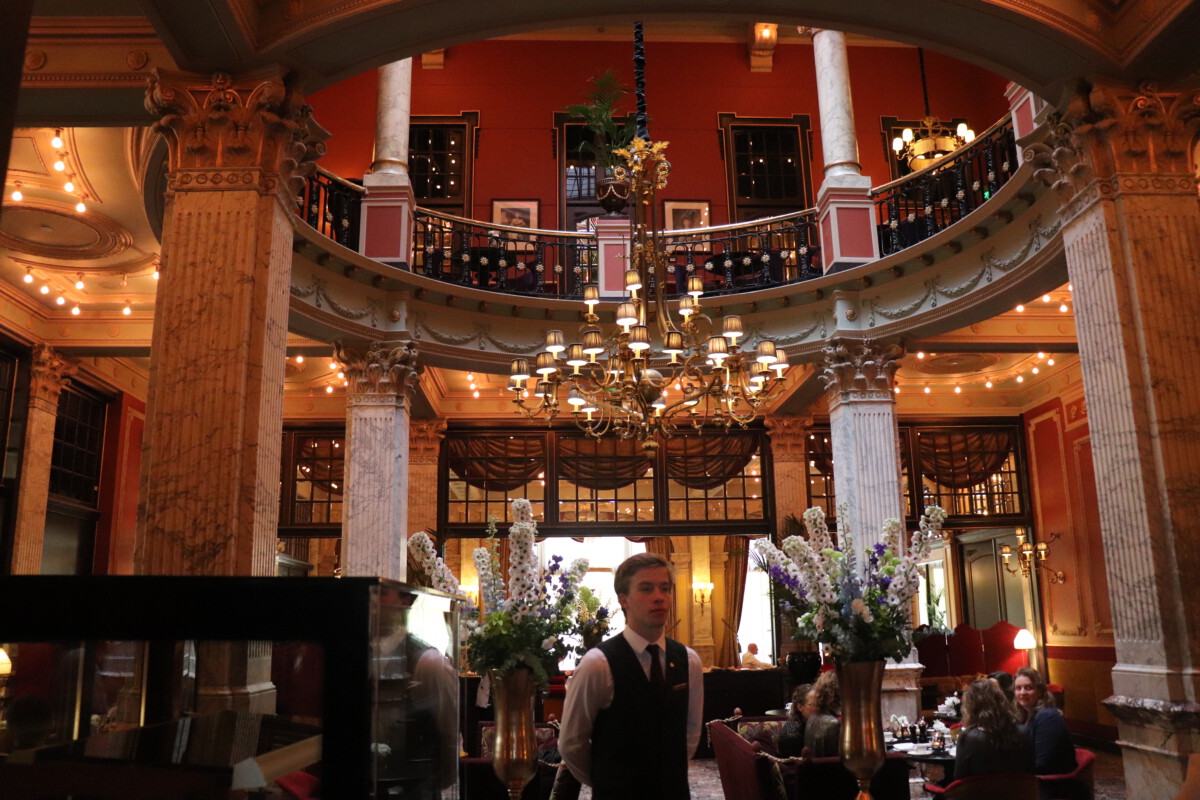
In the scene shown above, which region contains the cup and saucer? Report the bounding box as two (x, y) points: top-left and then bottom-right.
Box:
(909, 745), (933, 756)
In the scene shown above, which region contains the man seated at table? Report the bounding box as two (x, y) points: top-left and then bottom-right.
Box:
(740, 643), (772, 670)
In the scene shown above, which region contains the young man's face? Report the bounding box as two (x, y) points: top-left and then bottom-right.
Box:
(618, 565), (673, 638)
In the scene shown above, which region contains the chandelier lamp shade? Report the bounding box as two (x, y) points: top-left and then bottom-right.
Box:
(891, 48), (975, 170)
(508, 24), (788, 448)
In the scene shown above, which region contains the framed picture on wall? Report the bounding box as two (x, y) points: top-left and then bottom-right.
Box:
(663, 200), (710, 231)
(491, 199), (539, 229)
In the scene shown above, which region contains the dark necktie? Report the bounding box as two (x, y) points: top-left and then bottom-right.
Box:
(646, 643), (666, 688)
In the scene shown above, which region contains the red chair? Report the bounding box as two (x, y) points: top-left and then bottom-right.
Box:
(925, 772), (1038, 799)
(1037, 747), (1095, 800)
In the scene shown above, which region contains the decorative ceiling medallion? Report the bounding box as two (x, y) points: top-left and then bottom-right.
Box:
(912, 352), (1001, 375)
(0, 202), (132, 260)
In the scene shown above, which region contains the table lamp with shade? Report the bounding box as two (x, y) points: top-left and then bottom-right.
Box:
(1013, 627), (1037, 666)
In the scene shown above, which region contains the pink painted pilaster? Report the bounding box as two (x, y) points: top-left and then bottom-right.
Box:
(594, 216), (630, 298)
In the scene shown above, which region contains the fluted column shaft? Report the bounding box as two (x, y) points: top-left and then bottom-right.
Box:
(10, 345), (76, 574)
(810, 29), (861, 178)
(1030, 80), (1200, 797)
(137, 69), (323, 577)
(820, 339), (905, 550)
(336, 340), (422, 581)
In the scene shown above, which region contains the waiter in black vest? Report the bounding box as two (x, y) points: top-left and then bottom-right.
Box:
(559, 552), (704, 799)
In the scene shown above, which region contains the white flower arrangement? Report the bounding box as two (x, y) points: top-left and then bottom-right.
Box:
(408, 530), (461, 595)
(755, 505), (946, 662)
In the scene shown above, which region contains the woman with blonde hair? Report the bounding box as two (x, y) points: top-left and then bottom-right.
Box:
(954, 679), (1033, 779)
(1013, 666), (1075, 775)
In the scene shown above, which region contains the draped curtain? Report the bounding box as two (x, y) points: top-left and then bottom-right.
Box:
(445, 437), (545, 492)
(717, 535), (749, 668)
(664, 435), (760, 490)
(558, 437), (653, 490)
(917, 431), (1015, 488)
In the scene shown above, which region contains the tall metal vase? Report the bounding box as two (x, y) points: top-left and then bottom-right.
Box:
(489, 668), (539, 800)
(836, 660), (886, 800)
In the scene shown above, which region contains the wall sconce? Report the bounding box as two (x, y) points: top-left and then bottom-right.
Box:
(459, 583), (479, 607)
(1000, 531), (1065, 584)
(692, 581), (714, 611)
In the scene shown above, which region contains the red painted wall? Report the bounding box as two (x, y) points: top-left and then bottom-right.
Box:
(94, 392), (145, 575)
(307, 40), (1009, 228)
(1023, 391), (1116, 737)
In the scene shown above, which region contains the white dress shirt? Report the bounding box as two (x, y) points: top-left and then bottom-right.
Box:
(559, 627), (704, 786)
(741, 650), (772, 669)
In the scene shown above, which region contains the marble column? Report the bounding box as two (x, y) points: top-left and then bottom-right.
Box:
(764, 415), (817, 661)
(336, 340), (422, 581)
(803, 27), (879, 271)
(820, 338), (921, 721)
(1027, 80), (1200, 797)
(408, 418), (446, 535)
(137, 68), (322, 577)
(10, 344), (77, 574)
(360, 59), (417, 266)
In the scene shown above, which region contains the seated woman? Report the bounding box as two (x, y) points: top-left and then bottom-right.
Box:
(988, 670), (1015, 703)
(1013, 666), (1076, 775)
(802, 670), (840, 758)
(776, 683), (812, 758)
(954, 679), (1034, 779)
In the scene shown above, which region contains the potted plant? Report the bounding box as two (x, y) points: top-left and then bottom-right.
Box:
(564, 69), (638, 214)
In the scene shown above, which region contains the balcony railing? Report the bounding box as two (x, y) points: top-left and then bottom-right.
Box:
(412, 209), (597, 298)
(298, 167), (364, 251)
(296, 118), (1018, 293)
(871, 116), (1017, 257)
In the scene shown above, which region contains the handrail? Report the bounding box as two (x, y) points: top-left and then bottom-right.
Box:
(870, 115), (1017, 257)
(316, 165), (367, 195)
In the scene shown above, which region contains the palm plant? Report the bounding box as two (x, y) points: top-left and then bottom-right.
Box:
(564, 69), (638, 176)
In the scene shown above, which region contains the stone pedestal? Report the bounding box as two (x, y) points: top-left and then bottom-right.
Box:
(10, 345), (76, 574)
(336, 340), (422, 581)
(137, 68), (320, 578)
(1029, 80), (1200, 797)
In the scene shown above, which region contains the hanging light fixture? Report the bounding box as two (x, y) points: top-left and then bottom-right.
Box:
(1000, 531), (1065, 584)
(891, 49), (974, 170)
(509, 23), (789, 449)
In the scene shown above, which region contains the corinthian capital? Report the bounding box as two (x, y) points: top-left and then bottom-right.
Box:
(145, 68), (326, 197)
(335, 340), (422, 403)
(30, 344), (77, 404)
(1026, 80), (1200, 211)
(764, 415), (814, 462)
(819, 338), (902, 404)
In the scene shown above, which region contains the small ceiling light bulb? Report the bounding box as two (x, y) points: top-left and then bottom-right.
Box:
(1032, 367), (1040, 374)
(924, 385), (931, 394)
(326, 385), (334, 393)
(337, 371), (345, 379)
(39, 285), (50, 295)
(295, 355), (304, 364)
(894, 386), (900, 394)
(51, 130), (64, 149)
(23, 269), (33, 284)
(10, 185), (23, 202)
(472, 390), (480, 398)
(55, 295), (65, 306)
(1015, 304), (1025, 312)
(54, 159), (66, 172)
(329, 361), (338, 370)
(1016, 375), (1024, 383)
(74, 275), (85, 290)
(985, 380), (993, 388)
(1042, 294), (1051, 303)
(1068, 283), (1073, 292)
(954, 386), (961, 393)
(152, 270), (160, 280)
(70, 304), (80, 315)
(63, 180), (75, 193)
(1047, 358), (1055, 366)
(75, 201), (86, 213)
(916, 351), (925, 359)
(1037, 352), (1045, 359)
(1059, 303), (1069, 312)
(122, 301), (132, 315)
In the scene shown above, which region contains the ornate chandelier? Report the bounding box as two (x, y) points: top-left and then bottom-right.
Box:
(508, 25), (789, 449)
(891, 48), (974, 170)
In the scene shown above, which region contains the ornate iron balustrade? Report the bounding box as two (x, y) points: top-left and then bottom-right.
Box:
(299, 167), (364, 250)
(872, 116), (1017, 257)
(412, 209), (596, 298)
(655, 209), (821, 296)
